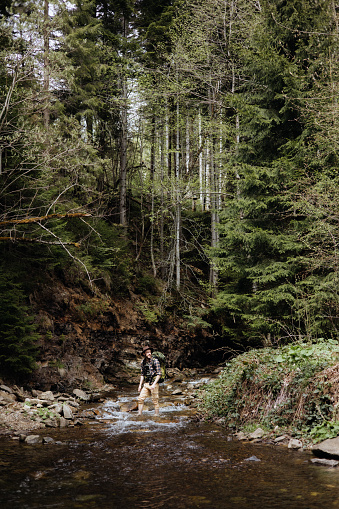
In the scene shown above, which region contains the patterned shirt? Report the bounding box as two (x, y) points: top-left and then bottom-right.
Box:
(141, 356), (161, 383)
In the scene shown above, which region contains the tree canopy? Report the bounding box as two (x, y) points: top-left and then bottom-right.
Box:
(0, 0), (338, 374)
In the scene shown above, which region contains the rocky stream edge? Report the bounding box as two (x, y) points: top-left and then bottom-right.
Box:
(2, 370), (339, 468)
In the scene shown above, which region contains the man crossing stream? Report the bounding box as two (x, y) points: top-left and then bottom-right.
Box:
(138, 345), (161, 416)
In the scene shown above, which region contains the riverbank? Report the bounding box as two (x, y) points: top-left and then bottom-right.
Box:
(0, 382), (116, 436)
(198, 339), (339, 448)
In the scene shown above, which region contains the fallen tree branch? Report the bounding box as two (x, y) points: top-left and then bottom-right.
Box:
(0, 212), (91, 226)
(0, 237), (80, 247)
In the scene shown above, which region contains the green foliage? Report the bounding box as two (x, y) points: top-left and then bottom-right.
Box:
(310, 421), (339, 444)
(74, 299), (109, 321)
(35, 407), (56, 421)
(0, 268), (39, 377)
(200, 339), (339, 438)
(184, 314), (212, 331)
(136, 303), (159, 324)
(135, 274), (159, 295)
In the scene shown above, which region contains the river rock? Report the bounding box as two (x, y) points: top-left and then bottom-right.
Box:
(44, 418), (59, 428)
(62, 404), (73, 419)
(312, 437), (339, 459)
(13, 388), (27, 402)
(43, 436), (55, 444)
(49, 403), (63, 414)
(248, 428), (265, 440)
(310, 458), (339, 467)
(25, 435), (43, 445)
(274, 435), (288, 443)
(58, 416), (69, 427)
(67, 400), (80, 408)
(73, 389), (90, 401)
(120, 401), (138, 412)
(235, 431), (247, 441)
(40, 391), (55, 402)
(0, 390), (16, 402)
(0, 384), (13, 394)
(288, 438), (303, 449)
(25, 398), (49, 406)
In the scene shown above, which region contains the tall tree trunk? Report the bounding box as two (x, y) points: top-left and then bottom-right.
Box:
(119, 16), (128, 226)
(150, 116), (157, 277)
(175, 100), (181, 290)
(43, 0), (50, 129)
(160, 122), (165, 278)
(199, 109), (204, 210)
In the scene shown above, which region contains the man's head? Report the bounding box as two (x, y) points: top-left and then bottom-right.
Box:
(142, 345), (153, 359)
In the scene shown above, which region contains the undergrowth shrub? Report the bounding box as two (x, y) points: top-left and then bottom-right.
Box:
(200, 339), (339, 439)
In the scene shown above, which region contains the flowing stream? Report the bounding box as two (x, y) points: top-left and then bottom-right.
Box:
(1, 376), (339, 508)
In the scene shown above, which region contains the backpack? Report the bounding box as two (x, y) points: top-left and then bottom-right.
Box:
(152, 351), (167, 383)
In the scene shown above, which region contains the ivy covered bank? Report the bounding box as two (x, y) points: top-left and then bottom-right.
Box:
(200, 340), (339, 444)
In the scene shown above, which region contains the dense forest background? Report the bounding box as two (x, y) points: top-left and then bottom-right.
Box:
(0, 0), (338, 378)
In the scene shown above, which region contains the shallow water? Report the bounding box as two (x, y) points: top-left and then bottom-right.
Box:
(1, 380), (339, 508)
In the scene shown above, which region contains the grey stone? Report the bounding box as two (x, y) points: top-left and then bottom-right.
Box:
(248, 428), (265, 440)
(0, 391), (16, 402)
(62, 404), (73, 419)
(235, 431), (247, 441)
(244, 455), (261, 462)
(58, 416), (69, 427)
(44, 419), (58, 428)
(288, 438), (303, 449)
(73, 389), (90, 401)
(40, 391), (54, 402)
(43, 437), (55, 444)
(312, 437), (339, 459)
(25, 435), (43, 445)
(49, 403), (63, 414)
(0, 385), (13, 394)
(25, 398), (46, 406)
(67, 400), (80, 408)
(311, 458), (339, 467)
(274, 435), (288, 443)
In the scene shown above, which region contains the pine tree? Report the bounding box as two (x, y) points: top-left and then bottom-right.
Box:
(0, 269), (39, 377)
(212, 0), (339, 343)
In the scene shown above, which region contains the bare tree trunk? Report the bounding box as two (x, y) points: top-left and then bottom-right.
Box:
(205, 141), (210, 210)
(199, 109), (204, 210)
(119, 17), (128, 226)
(43, 0), (50, 129)
(160, 122), (165, 278)
(186, 115), (190, 174)
(209, 136), (219, 291)
(150, 116), (157, 277)
(175, 100), (181, 290)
